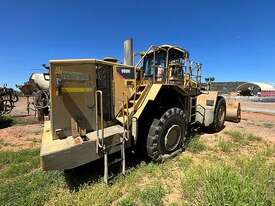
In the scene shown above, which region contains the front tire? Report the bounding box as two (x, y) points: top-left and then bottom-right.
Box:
(146, 107), (187, 161)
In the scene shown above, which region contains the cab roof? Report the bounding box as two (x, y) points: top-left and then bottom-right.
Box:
(145, 44), (189, 57)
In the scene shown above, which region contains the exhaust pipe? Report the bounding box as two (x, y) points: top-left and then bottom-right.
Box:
(123, 38), (134, 66)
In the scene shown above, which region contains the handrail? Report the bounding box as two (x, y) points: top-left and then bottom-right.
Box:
(122, 92), (130, 141)
(95, 90), (104, 151)
(125, 94), (130, 141)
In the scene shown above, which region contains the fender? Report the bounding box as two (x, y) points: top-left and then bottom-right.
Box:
(196, 91), (219, 126)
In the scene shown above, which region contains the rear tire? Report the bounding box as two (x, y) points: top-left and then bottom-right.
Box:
(146, 107), (187, 161)
(208, 98), (226, 132)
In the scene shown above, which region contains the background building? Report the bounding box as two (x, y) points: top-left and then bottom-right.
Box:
(207, 81), (275, 97)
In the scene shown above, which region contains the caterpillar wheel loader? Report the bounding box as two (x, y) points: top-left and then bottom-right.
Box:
(41, 39), (241, 183)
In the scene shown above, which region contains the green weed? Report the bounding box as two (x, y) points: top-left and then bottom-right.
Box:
(217, 137), (234, 152)
(187, 137), (207, 153)
(224, 130), (248, 145)
(224, 130), (242, 139)
(247, 133), (262, 142)
(263, 122), (273, 129)
(138, 185), (166, 206)
(118, 197), (136, 206)
(0, 139), (12, 147)
(178, 155), (193, 169)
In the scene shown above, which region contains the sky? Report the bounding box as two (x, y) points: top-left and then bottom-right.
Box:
(0, 0), (275, 88)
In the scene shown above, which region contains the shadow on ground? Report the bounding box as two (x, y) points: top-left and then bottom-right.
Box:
(0, 116), (16, 129)
(63, 125), (228, 191)
(64, 149), (147, 191)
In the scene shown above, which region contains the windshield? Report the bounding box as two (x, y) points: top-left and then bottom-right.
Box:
(143, 51), (166, 76)
(142, 49), (185, 76)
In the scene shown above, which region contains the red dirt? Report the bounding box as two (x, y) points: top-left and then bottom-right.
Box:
(241, 102), (275, 111)
(0, 124), (43, 151)
(0, 97), (42, 151)
(200, 111), (275, 144)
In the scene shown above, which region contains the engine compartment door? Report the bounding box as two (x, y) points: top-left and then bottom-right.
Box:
(50, 62), (96, 139)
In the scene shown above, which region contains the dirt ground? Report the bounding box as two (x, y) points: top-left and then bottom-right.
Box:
(0, 97), (274, 151)
(199, 111), (275, 144)
(0, 97), (43, 151)
(241, 102), (275, 111)
(241, 101), (275, 115)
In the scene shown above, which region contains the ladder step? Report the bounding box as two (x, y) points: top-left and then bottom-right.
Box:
(108, 158), (122, 166)
(105, 141), (123, 149)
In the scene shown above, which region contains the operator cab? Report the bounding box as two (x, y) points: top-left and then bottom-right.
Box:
(142, 45), (192, 83)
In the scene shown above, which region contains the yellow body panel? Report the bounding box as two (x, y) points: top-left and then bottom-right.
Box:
(133, 84), (162, 119)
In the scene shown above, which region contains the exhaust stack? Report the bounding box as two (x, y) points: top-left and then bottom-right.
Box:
(123, 38), (134, 66)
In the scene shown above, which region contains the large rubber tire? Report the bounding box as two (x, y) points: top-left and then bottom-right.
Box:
(146, 107), (187, 161)
(209, 98), (226, 132)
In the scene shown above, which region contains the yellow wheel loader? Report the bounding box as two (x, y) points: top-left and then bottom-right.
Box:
(40, 39), (241, 183)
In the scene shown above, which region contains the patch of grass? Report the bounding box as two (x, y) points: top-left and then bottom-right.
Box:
(118, 197), (136, 206)
(217, 137), (234, 152)
(26, 137), (41, 144)
(247, 133), (262, 142)
(138, 185), (166, 206)
(0, 116), (37, 129)
(224, 130), (242, 139)
(262, 122), (273, 129)
(0, 139), (12, 147)
(0, 148), (39, 165)
(0, 148), (66, 206)
(1, 134), (273, 206)
(224, 130), (248, 145)
(0, 149), (40, 179)
(182, 154), (275, 206)
(169, 203), (179, 206)
(224, 130), (261, 145)
(187, 137), (207, 153)
(0, 116), (15, 128)
(32, 138), (41, 144)
(0, 158), (40, 179)
(261, 145), (275, 157)
(0, 170), (65, 206)
(178, 155), (193, 169)
(12, 116), (37, 126)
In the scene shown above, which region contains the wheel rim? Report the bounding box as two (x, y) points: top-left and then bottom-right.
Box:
(164, 124), (181, 151)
